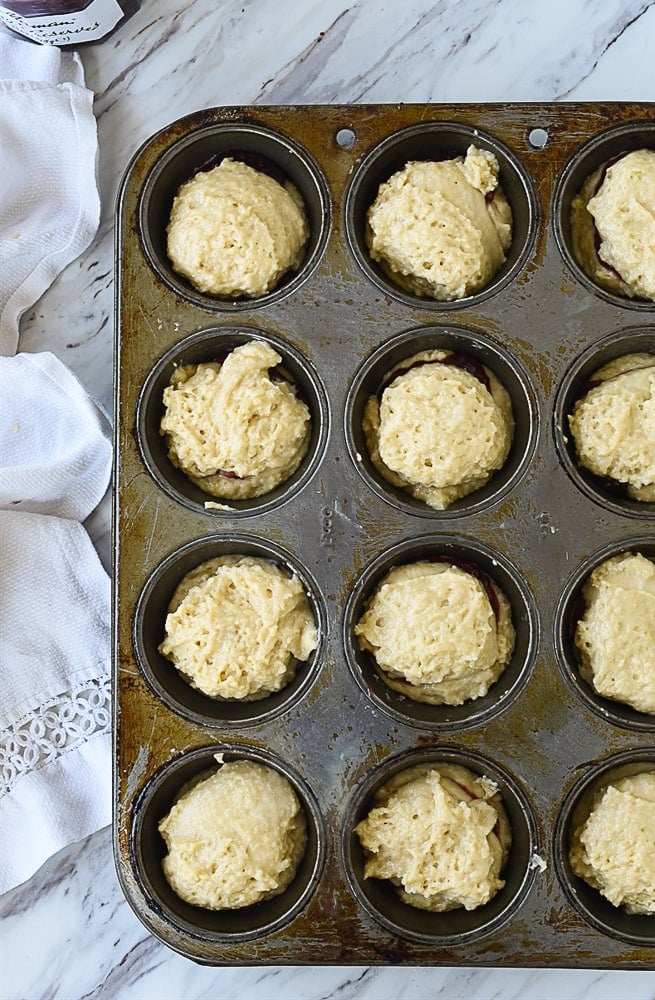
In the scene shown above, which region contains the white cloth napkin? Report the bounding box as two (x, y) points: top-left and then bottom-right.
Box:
(0, 34), (100, 356)
(0, 36), (111, 894)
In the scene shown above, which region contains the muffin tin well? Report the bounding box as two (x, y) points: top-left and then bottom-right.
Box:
(136, 326), (330, 516)
(552, 121), (655, 309)
(114, 103), (655, 967)
(344, 324), (538, 517)
(554, 748), (655, 945)
(131, 744), (326, 942)
(342, 533), (538, 732)
(344, 121), (538, 309)
(342, 746), (539, 945)
(554, 535), (655, 733)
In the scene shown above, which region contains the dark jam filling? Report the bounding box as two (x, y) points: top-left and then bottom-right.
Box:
(193, 150), (288, 187)
(449, 777), (478, 800)
(199, 353), (304, 481)
(585, 473), (631, 501)
(377, 352), (491, 402)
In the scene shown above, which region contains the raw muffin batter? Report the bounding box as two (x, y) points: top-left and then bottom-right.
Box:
(159, 759), (307, 910)
(166, 157), (309, 297)
(571, 148), (655, 301)
(365, 145), (513, 300)
(569, 770), (655, 915)
(159, 555), (318, 700)
(355, 763), (511, 912)
(160, 341), (312, 500)
(574, 551), (655, 715)
(363, 349), (514, 509)
(568, 352), (655, 502)
(355, 559), (515, 705)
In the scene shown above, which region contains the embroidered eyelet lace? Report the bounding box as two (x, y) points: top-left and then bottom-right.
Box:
(1, 675), (111, 797)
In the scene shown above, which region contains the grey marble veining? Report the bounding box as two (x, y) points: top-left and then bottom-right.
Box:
(2, 0), (654, 996)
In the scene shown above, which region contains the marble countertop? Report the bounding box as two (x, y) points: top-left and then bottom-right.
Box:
(2, 0), (654, 996)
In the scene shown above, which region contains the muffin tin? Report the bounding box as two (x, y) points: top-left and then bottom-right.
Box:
(113, 103), (655, 967)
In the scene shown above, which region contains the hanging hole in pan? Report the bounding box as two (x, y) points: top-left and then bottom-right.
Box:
(528, 128), (549, 149)
(336, 128), (356, 149)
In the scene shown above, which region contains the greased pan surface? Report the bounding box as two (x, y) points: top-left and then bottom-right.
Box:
(113, 103), (655, 966)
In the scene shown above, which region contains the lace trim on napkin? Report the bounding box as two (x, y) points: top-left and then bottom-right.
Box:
(0, 675), (111, 796)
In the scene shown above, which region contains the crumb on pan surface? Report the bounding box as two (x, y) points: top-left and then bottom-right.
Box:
(568, 352), (655, 502)
(158, 759), (307, 910)
(571, 149), (655, 301)
(160, 341), (311, 500)
(569, 770), (655, 915)
(355, 763), (511, 912)
(365, 145), (512, 301)
(159, 554), (318, 701)
(575, 551), (655, 715)
(354, 560), (515, 706)
(363, 349), (514, 509)
(166, 157), (309, 297)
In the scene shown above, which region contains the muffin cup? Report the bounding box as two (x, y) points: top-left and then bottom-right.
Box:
(554, 536), (655, 733)
(343, 122), (538, 309)
(136, 326), (330, 517)
(554, 748), (655, 945)
(344, 324), (538, 517)
(133, 534), (326, 727)
(138, 121), (331, 309)
(343, 534), (538, 731)
(342, 746), (539, 944)
(552, 121), (655, 309)
(130, 744), (326, 942)
(553, 327), (655, 518)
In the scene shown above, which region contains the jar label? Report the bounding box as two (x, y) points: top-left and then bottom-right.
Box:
(1, 0), (125, 44)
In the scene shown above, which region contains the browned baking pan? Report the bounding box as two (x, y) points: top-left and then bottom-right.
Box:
(113, 103), (655, 966)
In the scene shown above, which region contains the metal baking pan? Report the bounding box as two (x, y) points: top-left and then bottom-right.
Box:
(113, 103), (655, 967)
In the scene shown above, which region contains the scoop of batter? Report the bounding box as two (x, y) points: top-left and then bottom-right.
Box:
(354, 560), (515, 706)
(365, 145), (513, 300)
(355, 763), (511, 912)
(363, 349), (514, 509)
(575, 551), (655, 715)
(569, 770), (655, 915)
(571, 149), (655, 301)
(568, 353), (655, 502)
(160, 341), (311, 500)
(159, 759), (307, 910)
(166, 157), (309, 297)
(159, 555), (318, 700)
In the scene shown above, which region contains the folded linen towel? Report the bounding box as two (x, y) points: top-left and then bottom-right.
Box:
(0, 36), (111, 894)
(0, 354), (112, 893)
(0, 33), (100, 356)
(0, 508), (111, 893)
